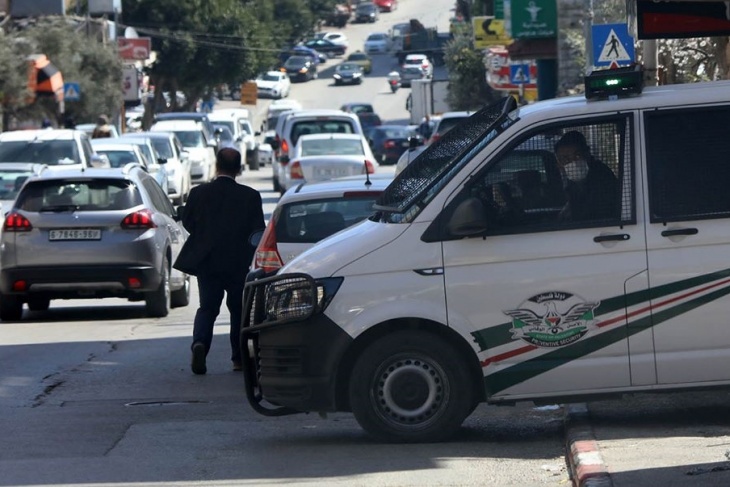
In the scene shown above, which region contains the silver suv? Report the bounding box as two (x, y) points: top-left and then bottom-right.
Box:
(0, 164), (190, 320)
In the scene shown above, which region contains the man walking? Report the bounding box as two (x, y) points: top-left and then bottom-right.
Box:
(174, 146), (265, 374)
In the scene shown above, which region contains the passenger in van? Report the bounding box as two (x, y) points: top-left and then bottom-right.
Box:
(554, 131), (619, 222)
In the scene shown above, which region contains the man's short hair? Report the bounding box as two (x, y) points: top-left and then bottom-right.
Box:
(554, 130), (589, 153)
(216, 147), (242, 175)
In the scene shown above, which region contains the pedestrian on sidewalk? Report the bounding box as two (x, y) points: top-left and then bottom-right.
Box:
(173, 145), (265, 375)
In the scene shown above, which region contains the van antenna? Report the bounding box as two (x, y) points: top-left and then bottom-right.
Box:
(364, 160), (371, 186)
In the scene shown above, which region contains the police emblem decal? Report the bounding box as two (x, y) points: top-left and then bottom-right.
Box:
(504, 291), (600, 348)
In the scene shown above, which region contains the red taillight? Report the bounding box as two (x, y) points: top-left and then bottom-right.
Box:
(128, 277), (142, 288)
(290, 161), (304, 179)
(254, 217), (283, 273)
(281, 139), (289, 155)
(3, 213), (32, 232)
(121, 209), (156, 229)
(422, 63), (428, 69)
(384, 140), (396, 149)
(12, 280), (26, 291)
(364, 160), (375, 174)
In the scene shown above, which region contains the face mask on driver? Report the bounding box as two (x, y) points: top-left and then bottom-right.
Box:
(563, 160), (589, 182)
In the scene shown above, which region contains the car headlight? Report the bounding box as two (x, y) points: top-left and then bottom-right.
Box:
(353, 72), (362, 77)
(299, 68), (308, 73)
(333, 74), (342, 79)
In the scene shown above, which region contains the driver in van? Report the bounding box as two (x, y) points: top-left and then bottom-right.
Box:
(554, 130), (619, 222)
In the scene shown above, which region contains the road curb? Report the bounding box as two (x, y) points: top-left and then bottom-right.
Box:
(565, 403), (613, 487)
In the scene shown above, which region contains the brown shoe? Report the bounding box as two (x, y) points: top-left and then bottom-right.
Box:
(232, 360), (242, 371)
(191, 342), (207, 375)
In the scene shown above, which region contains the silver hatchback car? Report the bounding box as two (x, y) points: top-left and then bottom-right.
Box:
(0, 164), (190, 320)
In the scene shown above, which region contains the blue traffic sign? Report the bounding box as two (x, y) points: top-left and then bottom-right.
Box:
(64, 82), (80, 101)
(592, 23), (635, 68)
(509, 63), (530, 85)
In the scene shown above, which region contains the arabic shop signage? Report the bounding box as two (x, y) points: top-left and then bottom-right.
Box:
(505, 0), (557, 39)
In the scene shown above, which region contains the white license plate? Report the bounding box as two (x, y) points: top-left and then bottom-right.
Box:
(315, 168), (350, 178)
(49, 229), (101, 241)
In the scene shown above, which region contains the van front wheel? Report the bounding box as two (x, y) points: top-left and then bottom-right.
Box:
(348, 330), (473, 443)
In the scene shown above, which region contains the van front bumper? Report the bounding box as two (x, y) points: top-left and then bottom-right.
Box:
(242, 272), (351, 414)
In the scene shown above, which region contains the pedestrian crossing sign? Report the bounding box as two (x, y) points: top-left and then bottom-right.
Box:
(509, 64), (530, 85)
(592, 24), (635, 68)
(64, 82), (80, 101)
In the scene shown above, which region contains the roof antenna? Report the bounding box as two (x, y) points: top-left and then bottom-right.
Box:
(364, 160), (372, 186)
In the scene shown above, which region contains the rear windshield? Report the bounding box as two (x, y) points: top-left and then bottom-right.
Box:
(276, 195), (381, 243)
(0, 169), (35, 202)
(95, 149), (139, 168)
(291, 120), (355, 145)
(16, 179), (143, 212)
(300, 138), (364, 157)
(0, 140), (79, 165)
(173, 130), (205, 148)
(150, 139), (174, 159)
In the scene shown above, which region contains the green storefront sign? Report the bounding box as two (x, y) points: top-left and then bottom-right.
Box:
(505, 0), (557, 39)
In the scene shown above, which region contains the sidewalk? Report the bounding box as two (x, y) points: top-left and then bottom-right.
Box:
(565, 394), (730, 487)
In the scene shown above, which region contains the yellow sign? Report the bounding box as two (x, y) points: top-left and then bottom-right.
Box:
(240, 81), (257, 105)
(473, 16), (512, 49)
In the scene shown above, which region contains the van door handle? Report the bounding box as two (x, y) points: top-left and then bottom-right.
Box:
(661, 228), (698, 237)
(593, 234), (630, 243)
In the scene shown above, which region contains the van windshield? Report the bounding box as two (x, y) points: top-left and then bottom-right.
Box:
(374, 97), (517, 223)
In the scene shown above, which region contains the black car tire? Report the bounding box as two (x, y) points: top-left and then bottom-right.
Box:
(248, 150), (259, 171)
(171, 274), (190, 308)
(0, 294), (23, 321)
(145, 257), (170, 318)
(27, 296), (50, 312)
(348, 330), (474, 443)
(334, 79), (341, 86)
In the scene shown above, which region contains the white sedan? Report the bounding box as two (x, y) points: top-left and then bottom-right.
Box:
(363, 32), (392, 54)
(315, 31), (349, 48)
(255, 71), (291, 99)
(279, 133), (379, 193)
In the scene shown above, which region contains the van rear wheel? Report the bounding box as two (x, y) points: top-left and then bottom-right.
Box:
(348, 330), (473, 443)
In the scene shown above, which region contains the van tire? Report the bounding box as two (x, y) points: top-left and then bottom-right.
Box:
(348, 330), (473, 443)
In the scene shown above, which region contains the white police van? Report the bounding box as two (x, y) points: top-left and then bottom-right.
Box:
(243, 67), (730, 442)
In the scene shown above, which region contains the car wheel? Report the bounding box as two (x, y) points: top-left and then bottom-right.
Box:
(348, 330), (473, 443)
(0, 294), (23, 321)
(145, 256), (170, 318)
(334, 79), (341, 86)
(170, 274), (190, 308)
(27, 296), (50, 312)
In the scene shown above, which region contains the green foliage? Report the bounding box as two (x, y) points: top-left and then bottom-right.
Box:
(122, 0), (337, 110)
(444, 34), (500, 111)
(1, 18), (123, 127)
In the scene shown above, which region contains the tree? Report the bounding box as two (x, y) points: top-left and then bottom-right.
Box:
(444, 34), (500, 111)
(1, 17), (123, 128)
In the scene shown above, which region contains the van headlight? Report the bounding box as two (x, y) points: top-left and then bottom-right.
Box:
(264, 275), (343, 322)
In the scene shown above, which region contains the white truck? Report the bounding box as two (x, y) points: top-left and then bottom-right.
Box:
(408, 78), (450, 124)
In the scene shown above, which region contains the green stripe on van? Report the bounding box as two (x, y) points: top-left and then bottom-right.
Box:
(484, 282), (730, 395)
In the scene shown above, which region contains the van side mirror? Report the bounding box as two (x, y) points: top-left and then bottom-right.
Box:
(447, 197), (489, 236)
(158, 157), (168, 165)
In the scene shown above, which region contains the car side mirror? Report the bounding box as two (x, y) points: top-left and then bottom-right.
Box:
(447, 197), (489, 237)
(158, 157), (168, 165)
(409, 136), (421, 149)
(255, 131), (261, 136)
